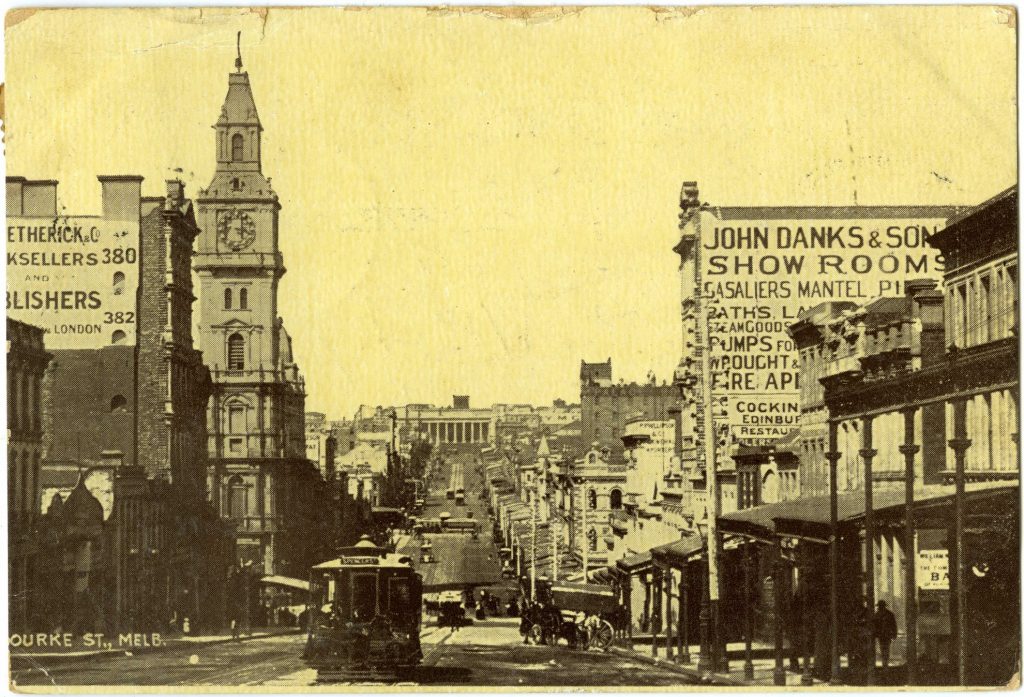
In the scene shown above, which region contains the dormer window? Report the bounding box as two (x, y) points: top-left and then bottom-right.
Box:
(232, 133), (244, 161)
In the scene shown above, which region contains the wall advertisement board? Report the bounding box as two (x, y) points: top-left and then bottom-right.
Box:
(688, 206), (956, 445)
(7, 216), (139, 348)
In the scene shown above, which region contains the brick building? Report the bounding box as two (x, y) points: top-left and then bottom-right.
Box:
(580, 359), (680, 458)
(7, 319), (52, 630)
(7, 176), (230, 633)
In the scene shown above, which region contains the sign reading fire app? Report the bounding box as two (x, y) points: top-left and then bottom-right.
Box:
(6, 217), (139, 348)
(693, 209), (951, 445)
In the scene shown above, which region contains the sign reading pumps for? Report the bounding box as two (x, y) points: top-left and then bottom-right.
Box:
(7, 216), (139, 348)
(687, 205), (958, 445)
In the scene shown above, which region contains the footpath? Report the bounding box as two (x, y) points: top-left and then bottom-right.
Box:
(9, 627), (302, 665)
(609, 639), (824, 687)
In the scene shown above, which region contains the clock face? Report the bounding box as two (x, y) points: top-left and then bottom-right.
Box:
(217, 210), (256, 251)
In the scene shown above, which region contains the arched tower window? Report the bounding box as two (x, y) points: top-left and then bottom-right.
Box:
(231, 133), (244, 161)
(610, 488), (623, 510)
(227, 475), (247, 519)
(227, 333), (245, 370)
(239, 288), (248, 310)
(224, 287), (232, 309)
(110, 395), (128, 412)
(112, 271), (125, 295)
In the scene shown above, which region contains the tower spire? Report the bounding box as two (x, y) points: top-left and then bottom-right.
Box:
(235, 31), (243, 72)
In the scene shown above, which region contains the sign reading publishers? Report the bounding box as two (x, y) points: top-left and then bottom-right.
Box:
(7, 216), (139, 348)
(682, 204), (959, 446)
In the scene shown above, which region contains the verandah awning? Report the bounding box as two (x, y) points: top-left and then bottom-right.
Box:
(720, 480), (1017, 541)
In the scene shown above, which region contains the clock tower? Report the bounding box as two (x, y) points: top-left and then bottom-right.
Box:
(194, 46), (324, 576)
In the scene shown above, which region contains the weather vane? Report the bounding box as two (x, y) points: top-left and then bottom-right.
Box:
(235, 31), (242, 72)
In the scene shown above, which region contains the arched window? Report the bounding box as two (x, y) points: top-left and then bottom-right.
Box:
(610, 488), (623, 510)
(239, 288), (248, 310)
(110, 395), (128, 412)
(111, 330), (127, 345)
(224, 287), (232, 310)
(227, 475), (247, 519)
(588, 489), (597, 510)
(587, 528), (598, 552)
(227, 333), (245, 370)
(231, 133), (244, 161)
(112, 271), (125, 295)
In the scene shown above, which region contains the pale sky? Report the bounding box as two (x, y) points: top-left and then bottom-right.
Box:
(4, 7), (1017, 418)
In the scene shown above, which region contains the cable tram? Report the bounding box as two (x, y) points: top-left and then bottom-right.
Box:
(303, 536), (423, 682)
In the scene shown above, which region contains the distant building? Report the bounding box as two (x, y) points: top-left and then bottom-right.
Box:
(580, 358), (680, 458)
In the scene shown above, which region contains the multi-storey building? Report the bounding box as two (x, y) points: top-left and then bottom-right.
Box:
(580, 359), (679, 458)
(195, 53), (326, 577)
(7, 319), (52, 631)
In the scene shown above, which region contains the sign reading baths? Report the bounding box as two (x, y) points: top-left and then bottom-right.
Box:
(685, 204), (960, 445)
(7, 217), (139, 349)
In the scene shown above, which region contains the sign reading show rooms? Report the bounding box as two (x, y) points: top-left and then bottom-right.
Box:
(7, 216), (139, 348)
(684, 203), (961, 445)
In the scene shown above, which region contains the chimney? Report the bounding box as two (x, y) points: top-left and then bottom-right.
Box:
(905, 278), (939, 321)
(667, 405), (683, 459)
(680, 181), (700, 211)
(6, 177), (26, 216)
(165, 179), (185, 210)
(22, 179), (58, 217)
(98, 175), (144, 221)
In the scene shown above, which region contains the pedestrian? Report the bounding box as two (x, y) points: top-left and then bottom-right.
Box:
(231, 618), (241, 641)
(872, 600), (898, 669)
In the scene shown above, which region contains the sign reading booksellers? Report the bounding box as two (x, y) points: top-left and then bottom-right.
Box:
(687, 206), (956, 445)
(7, 217), (139, 349)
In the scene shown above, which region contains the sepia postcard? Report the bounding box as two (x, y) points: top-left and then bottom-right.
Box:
(3, 5), (1019, 691)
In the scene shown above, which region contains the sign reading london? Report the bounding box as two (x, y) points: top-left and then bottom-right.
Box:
(7, 217), (139, 348)
(687, 207), (958, 445)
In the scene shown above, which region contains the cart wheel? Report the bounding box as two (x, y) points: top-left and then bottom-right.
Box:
(527, 623), (544, 645)
(593, 621), (614, 650)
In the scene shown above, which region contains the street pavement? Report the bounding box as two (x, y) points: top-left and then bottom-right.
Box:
(12, 618), (700, 687)
(12, 447), (697, 688)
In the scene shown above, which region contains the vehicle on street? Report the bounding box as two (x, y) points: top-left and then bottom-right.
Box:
(302, 537), (423, 681)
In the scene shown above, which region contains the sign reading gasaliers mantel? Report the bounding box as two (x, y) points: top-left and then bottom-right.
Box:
(7, 216), (139, 348)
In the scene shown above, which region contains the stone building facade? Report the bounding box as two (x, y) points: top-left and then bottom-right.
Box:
(195, 56), (327, 577)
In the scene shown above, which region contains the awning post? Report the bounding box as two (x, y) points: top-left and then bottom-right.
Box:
(859, 415), (878, 686)
(899, 407), (920, 685)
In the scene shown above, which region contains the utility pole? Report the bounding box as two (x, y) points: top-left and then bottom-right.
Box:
(552, 507), (559, 582)
(679, 183), (721, 676)
(581, 478), (589, 579)
(531, 491), (538, 601)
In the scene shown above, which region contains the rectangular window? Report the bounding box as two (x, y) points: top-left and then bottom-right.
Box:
(352, 573), (378, 621)
(229, 437), (244, 454)
(229, 406), (246, 434)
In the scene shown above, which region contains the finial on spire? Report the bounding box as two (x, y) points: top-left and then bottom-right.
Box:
(235, 31), (243, 72)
